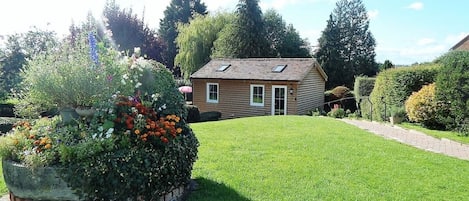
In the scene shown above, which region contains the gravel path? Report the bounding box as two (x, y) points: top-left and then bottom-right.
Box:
(341, 119), (469, 161)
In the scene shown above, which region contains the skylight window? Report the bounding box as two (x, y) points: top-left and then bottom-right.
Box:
(216, 64), (231, 72)
(272, 65), (287, 73)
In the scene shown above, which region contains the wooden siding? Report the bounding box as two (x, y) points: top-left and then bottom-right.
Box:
(192, 79), (298, 119)
(296, 65), (325, 115)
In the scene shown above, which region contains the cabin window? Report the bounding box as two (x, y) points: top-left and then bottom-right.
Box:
(250, 84), (264, 106)
(207, 83), (219, 103)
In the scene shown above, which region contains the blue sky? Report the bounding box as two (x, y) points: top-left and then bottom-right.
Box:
(0, 0), (467, 65)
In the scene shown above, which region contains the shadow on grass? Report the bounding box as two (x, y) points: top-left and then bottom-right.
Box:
(186, 177), (251, 201)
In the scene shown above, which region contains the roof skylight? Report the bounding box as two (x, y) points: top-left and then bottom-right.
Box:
(272, 65), (287, 73)
(216, 64), (231, 72)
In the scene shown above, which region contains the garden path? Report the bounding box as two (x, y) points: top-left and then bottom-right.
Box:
(341, 119), (469, 161)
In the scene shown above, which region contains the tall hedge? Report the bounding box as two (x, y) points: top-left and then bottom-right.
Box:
(435, 51), (469, 132)
(368, 63), (440, 121)
(354, 76), (375, 118)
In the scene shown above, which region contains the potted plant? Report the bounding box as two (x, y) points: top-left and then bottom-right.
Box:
(390, 106), (406, 125)
(1, 33), (198, 200)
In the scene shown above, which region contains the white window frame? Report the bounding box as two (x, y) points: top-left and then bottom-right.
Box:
(206, 83), (219, 103)
(250, 84), (265, 106)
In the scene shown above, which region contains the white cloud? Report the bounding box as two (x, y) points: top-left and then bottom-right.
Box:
(367, 9), (379, 20)
(417, 38), (435, 46)
(406, 2), (424, 10)
(444, 32), (469, 45)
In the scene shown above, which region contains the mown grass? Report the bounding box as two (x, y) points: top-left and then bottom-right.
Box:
(0, 160), (6, 195)
(188, 116), (469, 201)
(399, 122), (469, 144)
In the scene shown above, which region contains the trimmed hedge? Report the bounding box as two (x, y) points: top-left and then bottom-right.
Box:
(354, 76), (376, 100)
(199, 111), (222, 122)
(368, 63), (440, 121)
(185, 105), (200, 123)
(354, 76), (376, 118)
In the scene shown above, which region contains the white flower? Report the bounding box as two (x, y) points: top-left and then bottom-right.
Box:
(131, 107), (138, 113)
(121, 79), (126, 85)
(135, 82), (142, 88)
(105, 128), (114, 138)
(92, 133), (98, 139)
(98, 126), (104, 132)
(158, 104), (167, 111)
(123, 74), (129, 80)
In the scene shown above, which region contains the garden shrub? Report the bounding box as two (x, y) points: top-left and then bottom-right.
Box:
(324, 86), (356, 113)
(186, 105), (200, 123)
(369, 63), (440, 121)
(199, 111), (222, 122)
(435, 51), (469, 133)
(354, 76), (376, 117)
(0, 104), (15, 117)
(405, 83), (446, 129)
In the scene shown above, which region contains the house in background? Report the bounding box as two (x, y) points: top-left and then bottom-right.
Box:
(190, 58), (327, 119)
(450, 34), (469, 51)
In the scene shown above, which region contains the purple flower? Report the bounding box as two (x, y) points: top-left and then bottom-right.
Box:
(88, 32), (99, 65)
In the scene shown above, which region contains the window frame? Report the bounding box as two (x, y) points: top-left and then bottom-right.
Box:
(250, 84), (265, 106)
(206, 83), (219, 103)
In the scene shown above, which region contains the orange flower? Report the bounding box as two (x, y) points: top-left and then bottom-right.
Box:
(134, 129), (140, 135)
(175, 116), (180, 122)
(28, 134), (35, 139)
(176, 128), (182, 134)
(161, 137), (169, 143)
(44, 144), (52, 149)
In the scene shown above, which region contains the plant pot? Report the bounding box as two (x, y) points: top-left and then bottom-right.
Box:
(390, 116), (403, 125)
(59, 107), (79, 124)
(2, 160), (81, 201)
(75, 107), (96, 117)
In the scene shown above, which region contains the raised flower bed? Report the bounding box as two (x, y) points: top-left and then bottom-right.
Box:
(0, 32), (198, 200)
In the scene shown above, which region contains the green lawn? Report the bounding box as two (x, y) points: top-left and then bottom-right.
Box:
(188, 116), (469, 201)
(399, 122), (469, 144)
(0, 161), (6, 195)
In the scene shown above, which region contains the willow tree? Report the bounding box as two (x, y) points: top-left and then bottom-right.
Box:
(175, 13), (233, 79)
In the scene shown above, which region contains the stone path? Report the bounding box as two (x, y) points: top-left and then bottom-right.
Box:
(341, 119), (469, 161)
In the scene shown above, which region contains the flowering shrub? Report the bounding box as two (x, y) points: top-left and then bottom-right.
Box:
(0, 30), (198, 200)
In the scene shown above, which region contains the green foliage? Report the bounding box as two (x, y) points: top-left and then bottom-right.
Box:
(380, 59), (394, 71)
(325, 86), (356, 113)
(158, 0), (207, 69)
(315, 0), (377, 89)
(212, 0), (269, 58)
(327, 107), (346, 118)
(354, 76), (376, 100)
(175, 12), (233, 79)
(435, 51), (469, 133)
(405, 83), (446, 129)
(18, 33), (129, 117)
(263, 9), (310, 58)
(186, 105), (200, 123)
(369, 63), (440, 121)
(199, 111), (222, 122)
(102, 0), (164, 62)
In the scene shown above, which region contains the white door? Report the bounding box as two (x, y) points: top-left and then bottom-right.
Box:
(272, 85), (287, 115)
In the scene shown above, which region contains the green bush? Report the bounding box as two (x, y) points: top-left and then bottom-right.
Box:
(405, 83), (446, 129)
(435, 51), (469, 133)
(186, 105), (200, 123)
(199, 111), (222, 122)
(369, 63), (440, 121)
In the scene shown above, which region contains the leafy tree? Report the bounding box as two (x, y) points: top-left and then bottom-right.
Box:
(263, 9), (310, 58)
(103, 0), (164, 62)
(279, 24), (311, 58)
(379, 59), (394, 71)
(175, 13), (233, 79)
(158, 0), (207, 70)
(0, 28), (58, 99)
(212, 0), (269, 58)
(315, 0), (377, 89)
